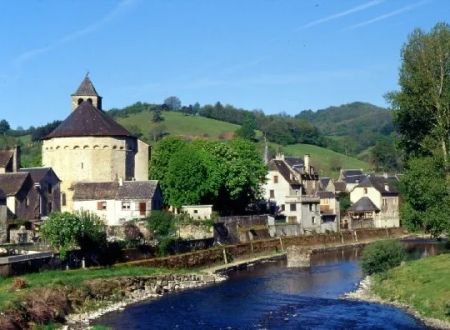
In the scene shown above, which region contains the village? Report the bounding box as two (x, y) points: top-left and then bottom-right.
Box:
(0, 76), (401, 249)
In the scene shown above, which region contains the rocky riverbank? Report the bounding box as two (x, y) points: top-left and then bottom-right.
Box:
(65, 273), (227, 329)
(344, 276), (450, 330)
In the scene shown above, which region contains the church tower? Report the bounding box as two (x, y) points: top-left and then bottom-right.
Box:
(71, 74), (102, 111)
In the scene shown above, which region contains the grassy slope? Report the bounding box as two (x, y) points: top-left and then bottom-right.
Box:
(0, 265), (183, 311)
(117, 111), (240, 141)
(372, 253), (450, 323)
(281, 143), (371, 178)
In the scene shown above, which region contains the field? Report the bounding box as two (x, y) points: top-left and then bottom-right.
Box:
(281, 143), (371, 178)
(117, 111), (240, 142)
(372, 253), (450, 323)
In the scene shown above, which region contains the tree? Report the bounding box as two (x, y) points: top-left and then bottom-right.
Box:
(235, 115), (256, 140)
(360, 240), (406, 275)
(370, 138), (401, 171)
(0, 120), (10, 135)
(388, 23), (450, 168)
(150, 136), (187, 184)
(152, 109), (164, 123)
(163, 96), (181, 111)
(40, 212), (106, 259)
(400, 156), (450, 237)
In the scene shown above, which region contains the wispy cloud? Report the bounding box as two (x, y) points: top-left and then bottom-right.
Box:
(11, 0), (138, 74)
(344, 0), (431, 30)
(300, 0), (385, 29)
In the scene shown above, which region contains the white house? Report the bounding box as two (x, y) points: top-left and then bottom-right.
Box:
(181, 205), (213, 220)
(349, 175), (400, 228)
(337, 169), (368, 192)
(72, 180), (163, 226)
(263, 154), (325, 234)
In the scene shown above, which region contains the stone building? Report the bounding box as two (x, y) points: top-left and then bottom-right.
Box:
(0, 147), (20, 174)
(42, 76), (150, 211)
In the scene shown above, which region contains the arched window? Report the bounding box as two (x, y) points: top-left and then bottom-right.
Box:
(62, 193), (66, 206)
(83, 145), (89, 149)
(93, 145), (100, 150)
(73, 146), (80, 150)
(78, 98), (83, 105)
(87, 98), (93, 104)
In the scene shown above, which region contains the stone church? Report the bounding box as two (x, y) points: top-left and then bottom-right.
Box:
(42, 76), (151, 213)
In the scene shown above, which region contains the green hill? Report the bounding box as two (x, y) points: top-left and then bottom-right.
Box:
(280, 143), (371, 178)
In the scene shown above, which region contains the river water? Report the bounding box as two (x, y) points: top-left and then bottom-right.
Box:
(96, 240), (445, 329)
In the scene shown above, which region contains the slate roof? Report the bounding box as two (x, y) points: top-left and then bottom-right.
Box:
(344, 174), (367, 184)
(348, 197), (380, 212)
(342, 169), (364, 178)
(73, 180), (159, 201)
(357, 175), (399, 196)
(72, 76), (99, 96)
(44, 101), (133, 139)
(319, 177), (331, 189)
(285, 157), (304, 168)
(19, 167), (60, 183)
(268, 159), (299, 184)
(334, 181), (346, 192)
(0, 150), (13, 168)
(318, 191), (334, 199)
(0, 173), (29, 196)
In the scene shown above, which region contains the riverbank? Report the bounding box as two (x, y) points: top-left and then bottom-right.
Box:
(345, 253), (450, 329)
(0, 265), (224, 329)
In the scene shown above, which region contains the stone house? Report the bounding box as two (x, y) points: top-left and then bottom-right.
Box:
(349, 175), (400, 228)
(19, 167), (61, 217)
(317, 191), (340, 232)
(42, 76), (150, 212)
(263, 154), (324, 234)
(72, 180), (163, 226)
(0, 147), (20, 174)
(0, 173), (40, 221)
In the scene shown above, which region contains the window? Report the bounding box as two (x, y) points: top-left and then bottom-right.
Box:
(122, 201), (131, 210)
(312, 216), (316, 224)
(274, 175), (279, 184)
(48, 202), (52, 213)
(97, 201), (107, 210)
(81, 162), (84, 169)
(281, 204), (285, 211)
(309, 203), (313, 211)
(48, 185), (52, 194)
(193, 210), (198, 214)
(364, 188), (368, 194)
(62, 193), (66, 206)
(290, 203), (297, 212)
(269, 190), (275, 198)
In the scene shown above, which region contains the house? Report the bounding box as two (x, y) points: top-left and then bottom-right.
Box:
(0, 189), (7, 242)
(338, 169), (368, 192)
(263, 154), (325, 234)
(42, 75), (150, 212)
(72, 180), (163, 226)
(0, 147), (20, 174)
(317, 191), (340, 232)
(349, 174), (400, 228)
(19, 167), (61, 217)
(0, 173), (40, 222)
(181, 205), (213, 220)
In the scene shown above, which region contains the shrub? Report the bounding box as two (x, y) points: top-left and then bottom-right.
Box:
(361, 240), (406, 275)
(123, 221), (143, 247)
(12, 278), (28, 290)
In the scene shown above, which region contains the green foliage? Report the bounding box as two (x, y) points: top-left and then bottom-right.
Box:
(388, 22), (450, 164)
(235, 115), (256, 140)
(40, 212), (107, 259)
(146, 211), (176, 238)
(152, 109), (164, 123)
(150, 136), (187, 184)
(163, 96), (182, 111)
(369, 138), (402, 171)
(0, 119), (10, 134)
(123, 221), (143, 247)
(360, 240), (406, 275)
(337, 192), (351, 215)
(400, 156), (450, 237)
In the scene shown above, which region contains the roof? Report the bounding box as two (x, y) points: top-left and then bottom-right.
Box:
(348, 197), (380, 212)
(0, 173), (30, 196)
(318, 191), (334, 199)
(268, 159), (299, 184)
(44, 101), (133, 139)
(19, 167), (60, 183)
(72, 76), (99, 96)
(357, 175), (399, 196)
(73, 180), (159, 201)
(341, 169), (364, 178)
(284, 157), (304, 168)
(0, 150), (13, 168)
(319, 177), (331, 189)
(344, 174), (367, 184)
(334, 181), (346, 192)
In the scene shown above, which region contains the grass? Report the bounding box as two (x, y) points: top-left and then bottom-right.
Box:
(0, 265), (185, 312)
(117, 111), (241, 143)
(280, 143), (371, 178)
(372, 253), (450, 323)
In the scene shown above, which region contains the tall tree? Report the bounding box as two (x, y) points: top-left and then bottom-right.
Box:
(163, 96), (182, 111)
(388, 23), (450, 168)
(0, 120), (10, 135)
(235, 115), (257, 140)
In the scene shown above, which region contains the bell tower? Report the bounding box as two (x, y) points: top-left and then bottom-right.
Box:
(71, 74), (102, 111)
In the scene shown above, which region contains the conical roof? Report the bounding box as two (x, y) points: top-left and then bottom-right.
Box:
(348, 197), (380, 212)
(72, 75), (99, 96)
(44, 101), (133, 139)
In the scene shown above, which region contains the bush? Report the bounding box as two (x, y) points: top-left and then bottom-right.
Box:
(12, 278), (28, 290)
(123, 221), (143, 247)
(360, 240), (406, 275)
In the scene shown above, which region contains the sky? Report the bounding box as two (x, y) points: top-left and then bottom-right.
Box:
(0, 0), (448, 128)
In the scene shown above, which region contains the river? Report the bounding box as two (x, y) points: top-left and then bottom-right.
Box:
(95, 239), (445, 329)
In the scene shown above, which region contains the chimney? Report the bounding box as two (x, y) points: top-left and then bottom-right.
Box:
(384, 183), (389, 192)
(304, 154), (310, 174)
(275, 153), (285, 161)
(12, 146), (20, 172)
(118, 177), (124, 186)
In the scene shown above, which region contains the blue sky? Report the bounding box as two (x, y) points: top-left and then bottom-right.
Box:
(0, 0), (448, 127)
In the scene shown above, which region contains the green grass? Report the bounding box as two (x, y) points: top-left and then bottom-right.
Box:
(117, 111), (241, 143)
(372, 253), (450, 323)
(280, 143), (372, 178)
(0, 265), (185, 311)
